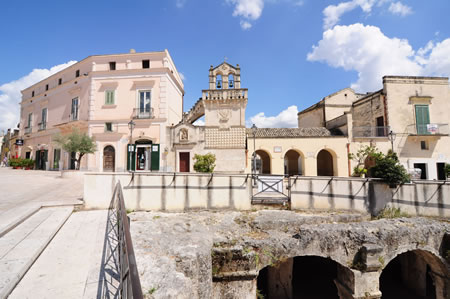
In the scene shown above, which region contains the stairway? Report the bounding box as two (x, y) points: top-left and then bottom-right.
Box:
(0, 206), (73, 298)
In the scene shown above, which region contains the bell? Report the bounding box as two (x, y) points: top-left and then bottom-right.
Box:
(217, 81), (222, 89)
(229, 81), (234, 88)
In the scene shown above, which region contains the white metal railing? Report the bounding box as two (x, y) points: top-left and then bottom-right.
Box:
(38, 122), (46, 131)
(406, 123), (449, 135)
(133, 108), (154, 119)
(353, 126), (390, 138)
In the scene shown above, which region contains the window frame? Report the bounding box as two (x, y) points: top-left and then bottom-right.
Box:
(142, 60), (150, 69)
(71, 97), (79, 120)
(105, 90), (115, 105)
(109, 62), (116, 71)
(105, 122), (113, 132)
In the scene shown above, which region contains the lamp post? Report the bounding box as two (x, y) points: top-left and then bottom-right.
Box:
(128, 120), (136, 171)
(388, 130), (396, 152)
(251, 124), (257, 178)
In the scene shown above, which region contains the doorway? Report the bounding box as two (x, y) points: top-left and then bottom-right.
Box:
(317, 149), (334, 176)
(35, 150), (48, 170)
(103, 146), (115, 172)
(179, 152), (190, 172)
(437, 163), (446, 180)
(414, 163), (427, 179)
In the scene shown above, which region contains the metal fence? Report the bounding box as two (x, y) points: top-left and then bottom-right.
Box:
(111, 182), (143, 299)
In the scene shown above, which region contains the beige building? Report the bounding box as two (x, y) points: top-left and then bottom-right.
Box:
(246, 76), (450, 180)
(20, 50), (184, 171)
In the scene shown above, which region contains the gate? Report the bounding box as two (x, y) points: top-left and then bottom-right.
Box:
(251, 175), (290, 204)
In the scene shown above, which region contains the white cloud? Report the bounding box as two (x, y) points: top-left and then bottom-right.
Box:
(388, 2), (412, 16)
(176, 0), (187, 8)
(0, 61), (77, 132)
(179, 72), (186, 81)
(247, 105), (298, 128)
(323, 0), (377, 30)
(226, 0), (264, 29)
(307, 24), (450, 91)
(193, 119), (205, 126)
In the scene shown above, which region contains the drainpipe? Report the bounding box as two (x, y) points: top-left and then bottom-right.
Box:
(347, 143), (351, 177)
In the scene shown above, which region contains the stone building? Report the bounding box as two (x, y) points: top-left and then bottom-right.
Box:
(168, 62), (248, 173)
(19, 50), (184, 171)
(246, 76), (450, 179)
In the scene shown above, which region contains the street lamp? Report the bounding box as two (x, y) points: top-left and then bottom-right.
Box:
(388, 130), (396, 152)
(128, 120), (136, 144)
(251, 124), (257, 178)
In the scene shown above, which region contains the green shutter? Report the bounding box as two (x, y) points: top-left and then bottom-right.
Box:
(127, 144), (136, 171)
(105, 90), (115, 105)
(151, 144), (160, 171)
(415, 105), (430, 134)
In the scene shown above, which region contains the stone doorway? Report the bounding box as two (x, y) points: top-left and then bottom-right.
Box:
(284, 150), (302, 176)
(179, 152), (190, 172)
(103, 146), (115, 172)
(317, 149), (334, 176)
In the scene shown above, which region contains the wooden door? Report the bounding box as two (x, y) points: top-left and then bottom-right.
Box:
(103, 146), (115, 172)
(179, 152), (190, 172)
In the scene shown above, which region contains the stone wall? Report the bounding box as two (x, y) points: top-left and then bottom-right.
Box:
(83, 173), (450, 217)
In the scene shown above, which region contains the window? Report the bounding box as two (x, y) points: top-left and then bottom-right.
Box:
(45, 84), (49, 91)
(109, 62), (116, 70)
(138, 90), (151, 117)
(32, 91), (35, 97)
(75, 70), (80, 78)
(413, 163), (427, 179)
(420, 141), (428, 150)
(58, 78), (62, 85)
(142, 60), (150, 69)
(71, 97), (79, 121)
(40, 108), (47, 130)
(105, 122), (113, 132)
(376, 116), (385, 136)
(415, 105), (430, 135)
(105, 90), (115, 105)
(27, 113), (32, 128)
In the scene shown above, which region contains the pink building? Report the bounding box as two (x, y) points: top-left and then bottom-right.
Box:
(20, 50), (184, 171)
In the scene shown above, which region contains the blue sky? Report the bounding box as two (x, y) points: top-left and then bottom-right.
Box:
(1, 0), (449, 132)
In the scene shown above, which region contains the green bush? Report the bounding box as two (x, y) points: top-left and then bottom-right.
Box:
(445, 163), (450, 179)
(9, 158), (23, 168)
(193, 153), (216, 173)
(369, 151), (410, 186)
(23, 158), (35, 168)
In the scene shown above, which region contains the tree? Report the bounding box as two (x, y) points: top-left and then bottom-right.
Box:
(53, 128), (96, 170)
(445, 163), (450, 179)
(369, 150), (410, 186)
(348, 145), (378, 177)
(193, 153), (216, 173)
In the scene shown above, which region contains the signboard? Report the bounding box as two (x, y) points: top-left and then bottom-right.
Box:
(427, 124), (438, 134)
(273, 146), (282, 153)
(15, 139), (24, 146)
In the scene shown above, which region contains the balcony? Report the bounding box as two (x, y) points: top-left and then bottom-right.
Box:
(38, 122), (46, 131)
(406, 123), (449, 136)
(70, 113), (78, 122)
(202, 88), (248, 100)
(24, 127), (32, 134)
(133, 108), (154, 119)
(353, 126), (390, 138)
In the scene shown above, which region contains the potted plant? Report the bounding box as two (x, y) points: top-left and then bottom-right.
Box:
(9, 158), (19, 169)
(23, 158), (35, 170)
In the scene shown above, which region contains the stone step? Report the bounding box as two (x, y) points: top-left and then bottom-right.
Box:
(9, 210), (109, 299)
(0, 206), (73, 298)
(0, 204), (41, 238)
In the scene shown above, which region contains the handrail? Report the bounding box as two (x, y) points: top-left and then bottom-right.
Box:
(112, 182), (143, 299)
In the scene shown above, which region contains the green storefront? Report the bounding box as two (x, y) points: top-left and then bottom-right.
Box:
(127, 143), (159, 171)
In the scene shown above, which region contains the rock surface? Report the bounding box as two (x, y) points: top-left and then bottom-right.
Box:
(130, 210), (449, 298)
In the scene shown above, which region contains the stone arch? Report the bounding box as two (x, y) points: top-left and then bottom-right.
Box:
(216, 74), (223, 89)
(103, 145), (115, 172)
(380, 249), (449, 298)
(317, 148), (336, 176)
(228, 74), (234, 88)
(256, 255), (353, 299)
(255, 149), (271, 174)
(283, 149), (304, 176)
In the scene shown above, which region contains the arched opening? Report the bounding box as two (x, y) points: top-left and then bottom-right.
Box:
(284, 150), (303, 176)
(103, 145), (115, 172)
(380, 250), (447, 299)
(255, 150), (271, 174)
(228, 74), (234, 88)
(257, 256), (344, 299)
(317, 149), (334, 176)
(216, 74), (223, 89)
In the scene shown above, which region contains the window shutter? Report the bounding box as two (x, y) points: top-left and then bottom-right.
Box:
(415, 105), (430, 134)
(151, 144), (160, 171)
(127, 144), (136, 171)
(106, 91), (114, 105)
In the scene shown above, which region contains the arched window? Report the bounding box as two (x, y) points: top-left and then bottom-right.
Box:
(228, 74), (234, 88)
(216, 75), (222, 89)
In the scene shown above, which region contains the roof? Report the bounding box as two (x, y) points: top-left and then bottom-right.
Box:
(246, 127), (332, 138)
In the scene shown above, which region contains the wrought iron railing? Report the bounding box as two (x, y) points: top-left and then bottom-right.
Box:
(38, 122), (46, 131)
(406, 123), (449, 135)
(24, 126), (32, 134)
(111, 182), (143, 299)
(353, 126), (390, 138)
(132, 108), (154, 119)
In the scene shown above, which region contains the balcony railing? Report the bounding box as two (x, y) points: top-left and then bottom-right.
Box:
(407, 123), (449, 136)
(133, 108), (154, 119)
(38, 122), (46, 131)
(70, 113), (78, 122)
(202, 88), (248, 100)
(24, 127), (32, 134)
(353, 126), (390, 138)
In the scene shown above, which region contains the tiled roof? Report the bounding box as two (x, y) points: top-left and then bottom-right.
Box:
(246, 127), (332, 138)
